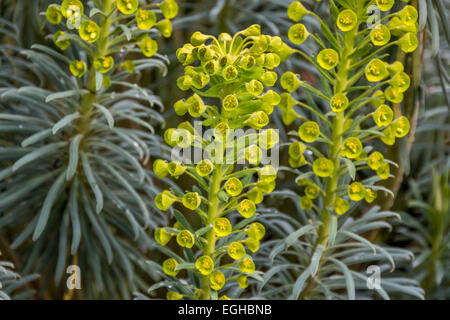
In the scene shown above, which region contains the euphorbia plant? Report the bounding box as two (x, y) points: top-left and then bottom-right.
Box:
(150, 25), (293, 300)
(268, 0), (419, 298)
(0, 0), (178, 298)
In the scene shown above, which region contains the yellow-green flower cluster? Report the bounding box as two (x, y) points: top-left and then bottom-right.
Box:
(153, 28), (292, 300)
(45, 0), (178, 85)
(279, 1), (416, 217)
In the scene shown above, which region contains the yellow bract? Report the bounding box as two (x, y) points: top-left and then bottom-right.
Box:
(139, 37), (158, 57)
(313, 157), (334, 178)
(317, 49), (339, 70)
(117, 0), (139, 15)
(341, 137), (363, 159)
(213, 218), (232, 237)
(334, 197), (350, 215)
(299, 121), (320, 143)
(136, 9), (156, 30)
(163, 258), (179, 276)
(366, 59), (389, 82)
(228, 242), (246, 260)
(288, 23), (309, 45)
(348, 182), (366, 201)
(238, 199), (256, 218)
(239, 258), (256, 274)
(370, 24), (391, 46)
(176, 230), (195, 248)
(210, 271), (226, 291)
(330, 93), (349, 113)
(69, 60), (86, 77)
(373, 104), (394, 127)
(337, 9), (358, 32)
(182, 192), (201, 210)
(79, 20), (100, 43)
(195, 256), (214, 275)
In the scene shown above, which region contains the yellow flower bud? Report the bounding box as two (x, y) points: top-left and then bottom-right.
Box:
(370, 24), (391, 46)
(300, 196), (313, 210)
(246, 80), (264, 96)
(348, 182), (366, 201)
(61, 0), (83, 18)
(182, 192), (201, 211)
(46, 5), (63, 24)
(247, 187), (264, 204)
(191, 31), (209, 46)
(376, 0), (395, 11)
(121, 60), (135, 73)
(398, 5), (418, 26)
(305, 183), (320, 199)
(139, 37), (158, 57)
(153, 159), (169, 179)
(330, 93), (349, 113)
(258, 165), (277, 182)
(176, 229), (195, 248)
(187, 93), (206, 117)
(163, 258), (179, 276)
(195, 255), (214, 275)
(367, 151), (385, 170)
(392, 116), (410, 138)
(79, 20), (100, 43)
(213, 218), (232, 237)
(399, 32), (418, 53)
(288, 23), (309, 45)
(245, 145), (262, 165)
(390, 72), (411, 93)
(94, 56), (114, 74)
(366, 59), (389, 82)
(245, 111), (269, 130)
(69, 60), (86, 78)
(341, 137), (363, 159)
(245, 237), (260, 253)
(289, 142), (305, 159)
(317, 49), (339, 70)
(117, 0), (139, 15)
(377, 162), (390, 180)
(365, 188), (378, 203)
(238, 199), (256, 218)
(154, 227), (172, 246)
(222, 65), (238, 81)
(385, 86), (404, 104)
(373, 104), (394, 127)
(53, 31), (71, 50)
(242, 24), (261, 37)
(246, 222), (265, 240)
(228, 242), (246, 260)
(280, 71), (302, 93)
(239, 258), (255, 274)
(337, 9), (358, 32)
(168, 161), (187, 177)
(259, 71), (278, 86)
(237, 274), (249, 289)
(381, 125), (396, 145)
(334, 197), (350, 215)
(210, 271), (226, 291)
(156, 19), (173, 38)
(155, 190), (178, 211)
(160, 0), (179, 19)
(136, 9), (156, 30)
(298, 121), (320, 143)
(222, 94), (239, 112)
(313, 157), (335, 177)
(287, 1), (309, 22)
(196, 159), (214, 177)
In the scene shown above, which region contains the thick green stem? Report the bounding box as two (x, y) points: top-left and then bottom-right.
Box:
(78, 0), (115, 134)
(199, 164), (223, 300)
(301, 27), (358, 299)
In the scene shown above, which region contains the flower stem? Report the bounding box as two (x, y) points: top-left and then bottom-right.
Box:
(199, 163), (223, 300)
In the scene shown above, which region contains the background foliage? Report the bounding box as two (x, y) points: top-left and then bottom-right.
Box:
(0, 0), (448, 300)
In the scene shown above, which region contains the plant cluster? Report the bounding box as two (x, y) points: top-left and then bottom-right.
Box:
(0, 0), (178, 298)
(149, 25), (294, 300)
